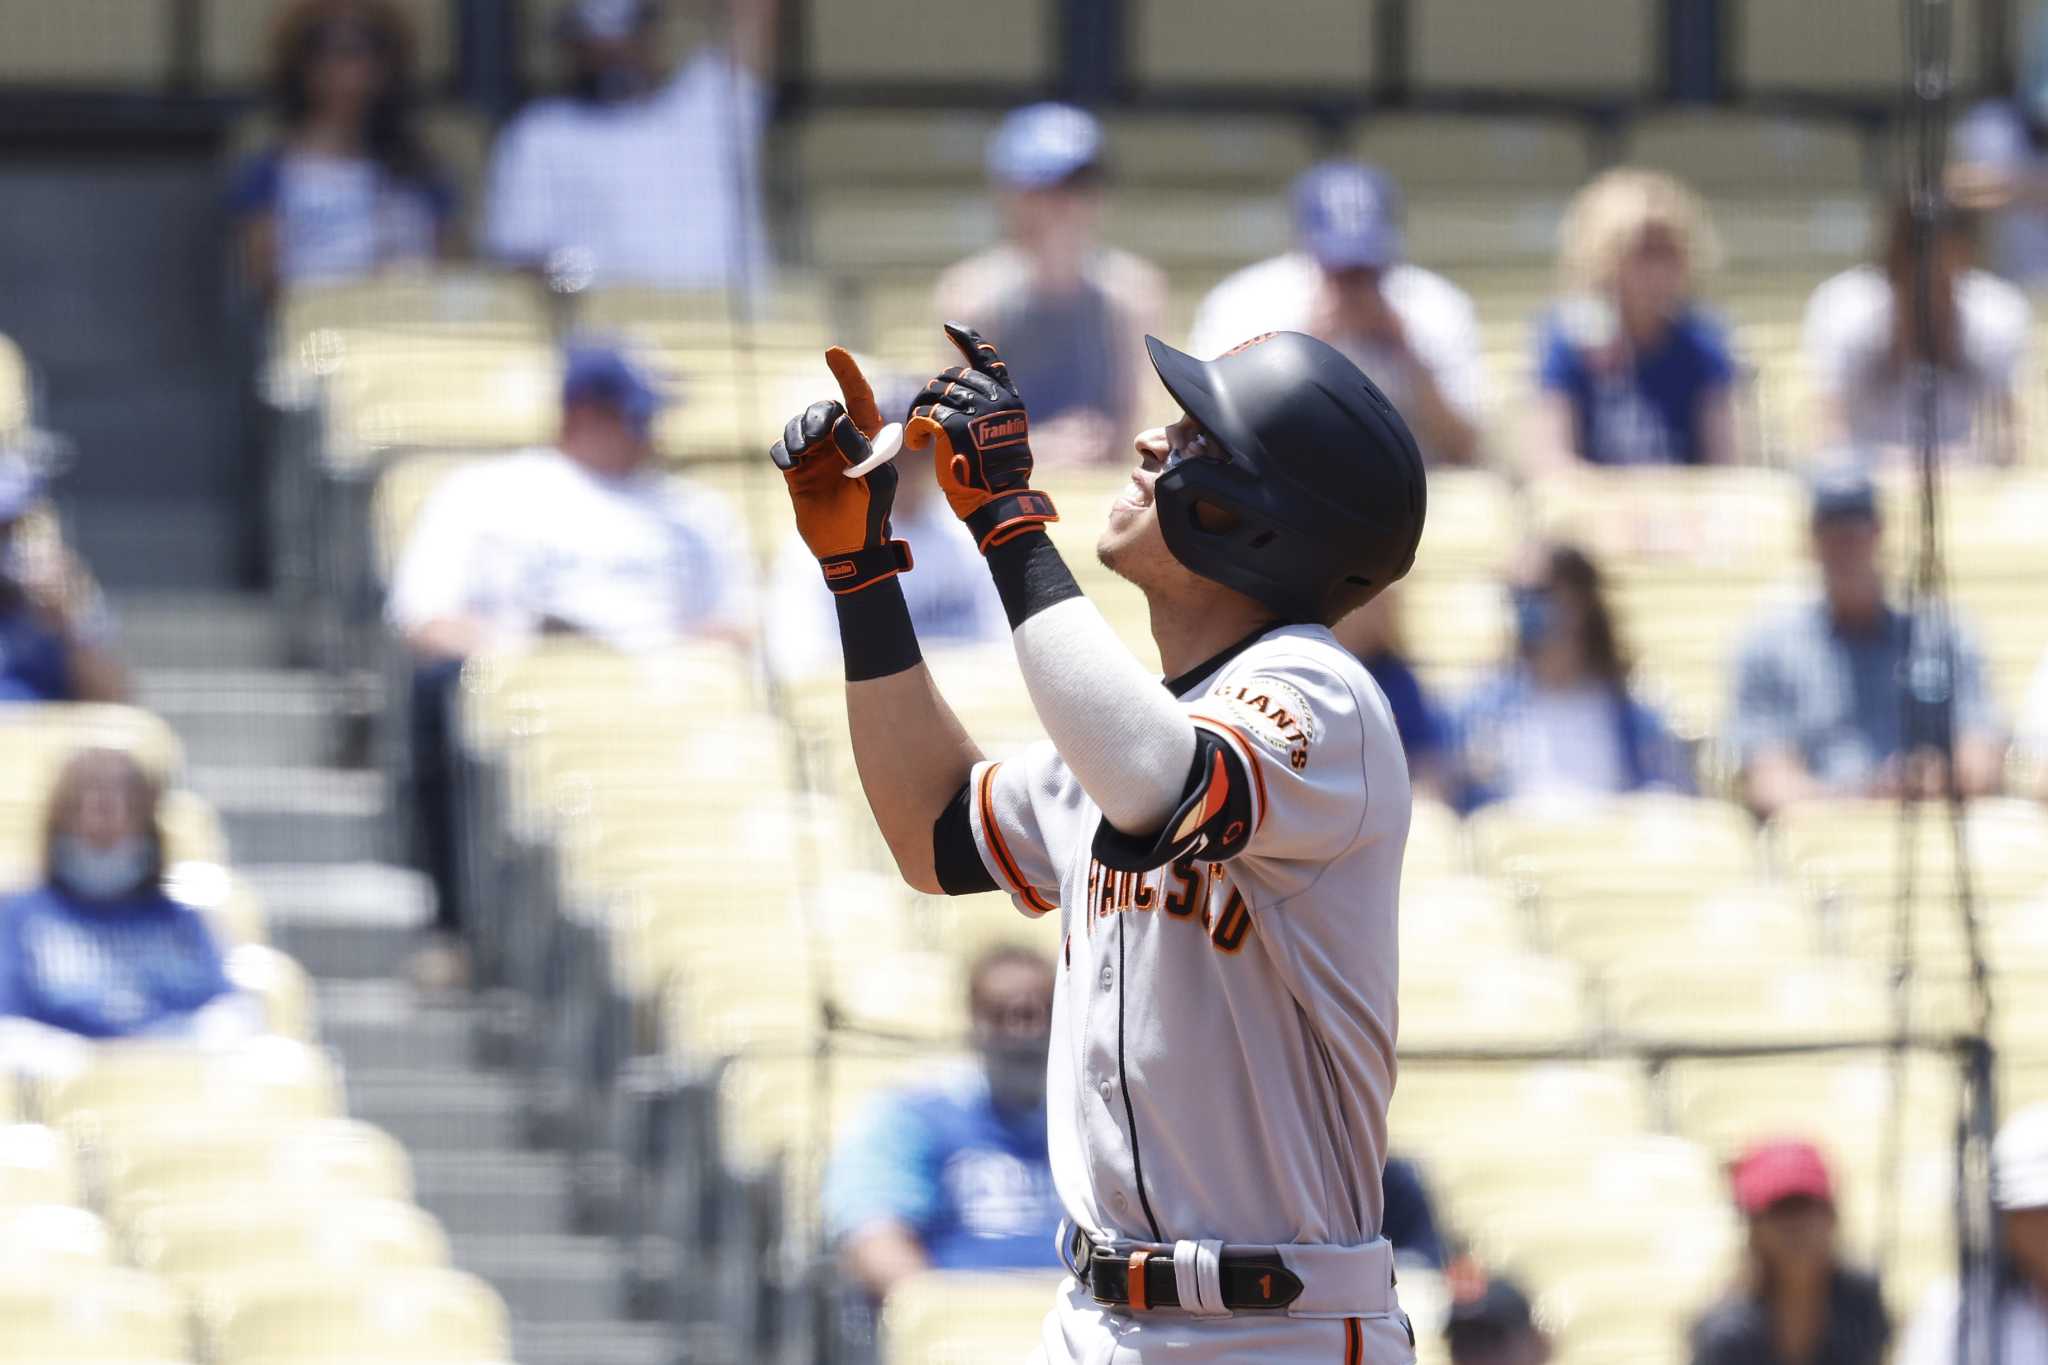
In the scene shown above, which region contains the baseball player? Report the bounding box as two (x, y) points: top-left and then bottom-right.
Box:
(770, 321), (1426, 1362)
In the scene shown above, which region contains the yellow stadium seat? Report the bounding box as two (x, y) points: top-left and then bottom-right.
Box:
(1399, 954), (1592, 1052)
(96, 1117), (412, 1216)
(0, 0), (174, 86)
(803, 0), (1053, 86)
(1734, 0), (1982, 97)
(1409, 0), (1656, 97)
(0, 333), (30, 436)
(1529, 466), (1810, 580)
(211, 1267), (511, 1365)
(1535, 1261), (1717, 1364)
(1407, 470), (1521, 579)
(1543, 881), (1818, 977)
(1771, 799), (2048, 903)
(224, 945), (317, 1041)
(0, 1266), (191, 1363)
(1400, 876), (1527, 961)
(1100, 187), (1294, 268)
(880, 1269), (1064, 1365)
(1467, 794), (1760, 904)
(42, 1039), (342, 1135)
(1665, 1052), (1957, 1181)
(1129, 0), (1378, 92)
(1105, 113), (1321, 189)
(316, 340), (562, 470)
(1400, 576), (1510, 696)
(0, 702), (184, 785)
(1391, 1062), (1651, 1174)
(199, 0), (456, 89)
(1609, 958), (1891, 1048)
(163, 861), (269, 947)
(1624, 110), (1870, 198)
(0, 1124), (81, 1206)
(1355, 113), (1594, 194)
(791, 111), (1001, 187)
(0, 1203), (113, 1269)
(127, 1198), (449, 1292)
(1403, 798), (1467, 881)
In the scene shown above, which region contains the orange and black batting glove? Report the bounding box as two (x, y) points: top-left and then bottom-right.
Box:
(771, 347), (912, 594)
(903, 322), (1058, 553)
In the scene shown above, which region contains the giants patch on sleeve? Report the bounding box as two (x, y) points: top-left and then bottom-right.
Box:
(1208, 674), (1319, 771)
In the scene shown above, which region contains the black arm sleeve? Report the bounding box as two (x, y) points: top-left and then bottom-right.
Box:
(932, 780), (999, 895)
(1090, 728), (1255, 873)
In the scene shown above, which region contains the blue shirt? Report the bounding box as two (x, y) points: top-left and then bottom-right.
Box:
(1450, 667), (1692, 813)
(0, 883), (233, 1039)
(1363, 651), (1446, 768)
(0, 603), (74, 701)
(229, 148), (453, 286)
(1537, 306), (1736, 466)
(822, 1067), (1062, 1274)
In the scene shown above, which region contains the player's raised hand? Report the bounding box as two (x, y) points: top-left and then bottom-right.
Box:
(770, 347), (912, 593)
(904, 322), (1058, 552)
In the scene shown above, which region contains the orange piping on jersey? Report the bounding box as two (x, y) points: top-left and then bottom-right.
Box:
(1186, 711), (1268, 832)
(979, 763), (1056, 917)
(1343, 1316), (1361, 1364)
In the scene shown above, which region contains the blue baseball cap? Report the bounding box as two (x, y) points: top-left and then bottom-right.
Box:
(1293, 162), (1405, 271)
(1809, 465), (1879, 526)
(0, 454), (44, 523)
(562, 342), (672, 437)
(987, 103), (1104, 190)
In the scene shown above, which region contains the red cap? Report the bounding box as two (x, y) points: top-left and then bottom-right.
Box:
(1731, 1140), (1835, 1215)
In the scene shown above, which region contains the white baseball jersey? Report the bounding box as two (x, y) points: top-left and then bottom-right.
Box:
(964, 622), (1410, 1274)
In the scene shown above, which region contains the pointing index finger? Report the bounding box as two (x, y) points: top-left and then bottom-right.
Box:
(941, 321), (1012, 387)
(824, 346), (884, 437)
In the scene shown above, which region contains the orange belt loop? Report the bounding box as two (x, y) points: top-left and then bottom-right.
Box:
(1127, 1250), (1152, 1312)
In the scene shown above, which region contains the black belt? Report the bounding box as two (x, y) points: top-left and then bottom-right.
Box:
(1082, 1244), (1304, 1312)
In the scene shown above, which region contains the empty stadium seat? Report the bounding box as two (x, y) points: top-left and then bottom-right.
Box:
(1624, 110), (1871, 199)
(1734, 0), (1982, 98)
(1104, 113), (1322, 189)
(1771, 799), (2048, 903)
(44, 1039), (343, 1136)
(803, 0), (1054, 86)
(96, 1117), (413, 1215)
(1403, 798), (1468, 882)
(1400, 876), (1528, 960)
(0, 1125), (81, 1206)
(1409, 0), (1656, 98)
(1129, 0), (1379, 92)
(1467, 794), (1760, 904)
(1408, 470), (1521, 579)
(127, 1197), (450, 1289)
(1392, 1061), (1651, 1173)
(0, 0), (174, 87)
(791, 111), (1000, 187)
(0, 702), (184, 785)
(1543, 881), (1818, 977)
(1354, 113), (1595, 194)
(1399, 953), (1592, 1052)
(0, 1203), (113, 1269)
(1609, 958), (1891, 1047)
(881, 1270), (1063, 1365)
(1529, 466), (1810, 580)
(0, 1265), (191, 1363)
(210, 1267), (511, 1365)
(199, 0), (456, 90)
(224, 944), (317, 1041)
(0, 333), (29, 437)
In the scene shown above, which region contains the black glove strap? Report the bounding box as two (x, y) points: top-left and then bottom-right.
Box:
(819, 540), (913, 596)
(966, 490), (1058, 553)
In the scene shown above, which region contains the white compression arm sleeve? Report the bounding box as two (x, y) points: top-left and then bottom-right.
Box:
(1011, 596), (1198, 836)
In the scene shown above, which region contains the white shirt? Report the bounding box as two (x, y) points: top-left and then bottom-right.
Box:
(1503, 683), (1628, 799)
(264, 153), (444, 285)
(763, 494), (1008, 682)
(1187, 253), (1486, 465)
(484, 49), (769, 288)
(1800, 263), (2030, 453)
(1954, 99), (2048, 284)
(1899, 1275), (2048, 1365)
(387, 448), (746, 652)
(967, 624), (1409, 1247)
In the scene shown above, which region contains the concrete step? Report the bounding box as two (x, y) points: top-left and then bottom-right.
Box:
(241, 863), (432, 979)
(347, 1068), (529, 1152)
(113, 591), (287, 670)
(452, 1233), (629, 1324)
(412, 1151), (576, 1239)
(188, 765), (389, 864)
(137, 667), (367, 769)
(315, 980), (479, 1071)
(513, 1320), (683, 1365)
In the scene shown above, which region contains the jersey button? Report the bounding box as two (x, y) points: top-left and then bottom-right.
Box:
(1098, 965), (1113, 992)
(1098, 1078), (1114, 1099)
(1111, 1193), (1130, 1214)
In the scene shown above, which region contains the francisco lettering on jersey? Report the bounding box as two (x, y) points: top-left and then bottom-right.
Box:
(1210, 674), (1318, 771)
(1083, 854), (1253, 953)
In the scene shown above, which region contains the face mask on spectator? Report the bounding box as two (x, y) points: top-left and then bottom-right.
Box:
(980, 1034), (1050, 1113)
(572, 60), (653, 104)
(55, 835), (153, 902)
(1513, 588), (1558, 653)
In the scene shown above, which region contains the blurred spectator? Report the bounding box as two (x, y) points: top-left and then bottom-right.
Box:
(387, 341), (747, 986)
(1949, 5), (2048, 285)
(1897, 1103), (2048, 1363)
(824, 946), (1061, 1302)
(0, 749), (251, 1043)
(1801, 197), (2028, 464)
(1690, 1140), (1890, 1365)
(765, 377), (1005, 681)
(0, 455), (126, 704)
(1333, 587), (1450, 802)
(484, 0), (775, 289)
(229, 0), (454, 294)
(1449, 543), (1689, 812)
(931, 104), (1167, 468)
(1531, 169), (1737, 469)
(2015, 647), (2048, 798)
(1382, 1155), (1449, 1272)
(1189, 162), (1484, 465)
(1446, 1272), (1552, 1365)
(1730, 468), (2003, 818)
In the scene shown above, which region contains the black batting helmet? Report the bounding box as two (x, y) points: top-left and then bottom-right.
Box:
(1143, 331), (1427, 622)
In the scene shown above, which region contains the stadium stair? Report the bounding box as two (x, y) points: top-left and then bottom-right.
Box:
(118, 590), (679, 1365)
